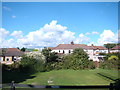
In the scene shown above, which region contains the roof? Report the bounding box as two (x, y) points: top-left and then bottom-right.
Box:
(111, 45), (120, 50)
(90, 46), (107, 50)
(48, 47), (56, 50)
(0, 48), (24, 56)
(52, 44), (107, 50)
(52, 44), (93, 50)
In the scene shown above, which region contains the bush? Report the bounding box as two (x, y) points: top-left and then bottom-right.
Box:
(62, 48), (93, 70)
(99, 55), (119, 70)
(20, 52), (45, 73)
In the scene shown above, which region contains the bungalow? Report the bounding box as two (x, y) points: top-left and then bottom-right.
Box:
(0, 48), (24, 64)
(51, 42), (108, 62)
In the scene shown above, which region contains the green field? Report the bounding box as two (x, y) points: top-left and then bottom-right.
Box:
(3, 69), (119, 86)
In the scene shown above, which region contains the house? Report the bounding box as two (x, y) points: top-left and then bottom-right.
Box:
(110, 45), (120, 53)
(51, 42), (108, 62)
(0, 48), (24, 64)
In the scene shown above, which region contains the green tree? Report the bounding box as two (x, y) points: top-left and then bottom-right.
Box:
(63, 48), (93, 70)
(20, 52), (45, 73)
(41, 48), (58, 63)
(104, 43), (117, 53)
(21, 47), (26, 52)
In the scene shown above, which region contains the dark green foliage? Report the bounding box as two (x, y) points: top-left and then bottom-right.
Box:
(20, 54), (45, 73)
(99, 52), (120, 70)
(42, 48), (58, 63)
(104, 43), (117, 53)
(21, 47), (26, 52)
(62, 48), (95, 70)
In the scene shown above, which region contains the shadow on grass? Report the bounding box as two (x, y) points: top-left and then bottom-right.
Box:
(97, 73), (116, 81)
(2, 70), (36, 83)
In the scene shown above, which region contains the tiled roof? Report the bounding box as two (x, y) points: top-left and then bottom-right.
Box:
(0, 48), (24, 56)
(111, 45), (120, 50)
(52, 44), (93, 50)
(90, 46), (107, 50)
(52, 44), (107, 50)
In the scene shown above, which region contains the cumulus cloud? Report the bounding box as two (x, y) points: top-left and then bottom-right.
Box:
(17, 20), (75, 47)
(11, 31), (23, 38)
(0, 28), (9, 43)
(1, 21), (118, 48)
(97, 30), (118, 45)
(75, 33), (90, 44)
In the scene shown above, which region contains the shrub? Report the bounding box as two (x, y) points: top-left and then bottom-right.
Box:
(20, 52), (45, 73)
(62, 48), (93, 70)
(99, 54), (119, 70)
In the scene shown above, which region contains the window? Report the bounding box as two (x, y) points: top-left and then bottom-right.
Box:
(69, 50), (71, 53)
(6, 58), (9, 61)
(63, 50), (65, 54)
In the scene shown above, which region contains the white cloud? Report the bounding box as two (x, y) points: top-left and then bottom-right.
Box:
(97, 30), (118, 45)
(17, 20), (76, 47)
(12, 15), (16, 18)
(85, 31), (99, 35)
(0, 28), (9, 43)
(11, 31), (23, 38)
(92, 31), (99, 35)
(75, 33), (90, 44)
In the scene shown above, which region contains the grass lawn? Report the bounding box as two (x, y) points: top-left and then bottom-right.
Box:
(17, 69), (119, 86)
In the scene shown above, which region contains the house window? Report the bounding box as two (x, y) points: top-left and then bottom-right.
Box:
(69, 50), (71, 53)
(3, 56), (5, 61)
(6, 58), (9, 61)
(63, 50), (65, 54)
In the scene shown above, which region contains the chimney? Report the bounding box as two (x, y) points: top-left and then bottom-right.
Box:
(91, 44), (94, 46)
(71, 41), (74, 45)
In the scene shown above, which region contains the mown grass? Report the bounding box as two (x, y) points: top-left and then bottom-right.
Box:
(19, 69), (119, 86)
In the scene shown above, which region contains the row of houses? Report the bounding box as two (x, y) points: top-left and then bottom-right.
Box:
(0, 42), (119, 64)
(50, 42), (120, 62)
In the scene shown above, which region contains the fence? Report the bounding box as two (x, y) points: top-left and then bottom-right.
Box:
(1, 81), (118, 90)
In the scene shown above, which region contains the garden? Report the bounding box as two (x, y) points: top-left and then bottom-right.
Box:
(2, 48), (120, 87)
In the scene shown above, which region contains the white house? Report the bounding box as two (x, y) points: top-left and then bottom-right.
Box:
(110, 45), (120, 53)
(51, 42), (108, 62)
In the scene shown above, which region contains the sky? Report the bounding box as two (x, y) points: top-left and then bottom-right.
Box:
(1, 2), (119, 48)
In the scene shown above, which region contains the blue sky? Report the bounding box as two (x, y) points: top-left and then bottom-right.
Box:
(1, 2), (118, 48)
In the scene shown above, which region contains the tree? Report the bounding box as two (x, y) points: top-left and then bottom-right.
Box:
(104, 43), (117, 53)
(21, 47), (26, 52)
(41, 48), (58, 63)
(63, 48), (93, 70)
(20, 52), (45, 73)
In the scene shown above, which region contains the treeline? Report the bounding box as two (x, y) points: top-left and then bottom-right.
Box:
(2, 48), (95, 73)
(2, 47), (120, 74)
